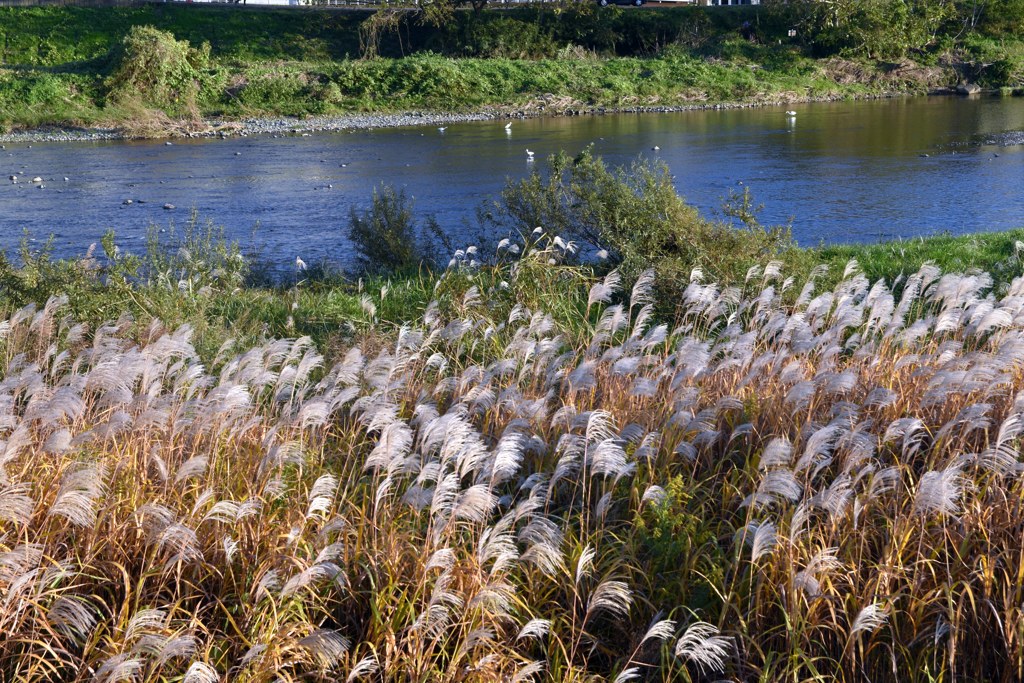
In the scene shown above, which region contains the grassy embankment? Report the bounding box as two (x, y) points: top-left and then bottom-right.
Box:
(4, 147), (1024, 361)
(3, 3), (1016, 133)
(4, 147), (1024, 364)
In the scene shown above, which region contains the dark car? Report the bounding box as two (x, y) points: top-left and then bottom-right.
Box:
(597, 0), (645, 6)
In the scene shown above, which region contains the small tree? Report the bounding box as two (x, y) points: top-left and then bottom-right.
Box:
(347, 185), (434, 275)
(488, 147), (794, 292)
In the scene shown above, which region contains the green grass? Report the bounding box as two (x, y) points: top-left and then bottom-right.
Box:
(0, 5), (366, 66)
(0, 48), (908, 130)
(0, 4), (985, 133)
(819, 229), (1024, 290)
(219, 50), (891, 116)
(4, 224), (1024, 367)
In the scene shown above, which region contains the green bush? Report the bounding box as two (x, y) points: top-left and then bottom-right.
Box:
(347, 185), (438, 276)
(456, 16), (558, 59)
(104, 25), (212, 114)
(488, 147), (795, 293)
(981, 56), (1024, 87)
(233, 71), (311, 114)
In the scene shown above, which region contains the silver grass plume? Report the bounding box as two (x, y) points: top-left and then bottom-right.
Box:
(364, 419), (411, 473)
(0, 483), (35, 526)
(517, 618), (551, 641)
(613, 668), (641, 683)
(850, 602), (888, 636)
(299, 628), (350, 670)
(452, 484), (497, 523)
(240, 643), (267, 669)
(586, 579), (632, 620)
(183, 662), (219, 683)
(742, 469), (802, 509)
(48, 462), (106, 528)
(741, 520), (778, 563)
(125, 608), (167, 642)
(477, 526), (518, 575)
(93, 654), (144, 683)
(759, 437), (793, 470)
(914, 464), (964, 518)
(641, 484), (668, 506)
(641, 617), (677, 644)
(455, 627), (495, 660)
(347, 655), (379, 682)
(674, 622), (731, 674)
(174, 455), (209, 485)
(630, 269), (656, 310)
(520, 537), (564, 577)
(155, 522), (203, 565)
(47, 595), (98, 643)
(576, 545), (596, 585)
(793, 547), (841, 598)
(588, 270), (621, 310)
(150, 635), (199, 666)
(490, 432), (525, 486)
(512, 660), (546, 683)
(307, 473), (339, 518)
(589, 438), (633, 479)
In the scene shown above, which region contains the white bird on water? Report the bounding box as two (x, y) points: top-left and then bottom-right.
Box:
(786, 110), (797, 117)
(505, 121), (513, 130)
(438, 126), (447, 133)
(526, 149), (535, 160)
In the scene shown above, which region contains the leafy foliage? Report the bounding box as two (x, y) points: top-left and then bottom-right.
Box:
(104, 25), (214, 116)
(347, 184), (439, 276)
(489, 148), (795, 302)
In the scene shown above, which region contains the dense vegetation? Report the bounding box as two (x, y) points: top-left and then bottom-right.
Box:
(1, 2), (1021, 133)
(5, 212), (1024, 679)
(2, 6), (1024, 677)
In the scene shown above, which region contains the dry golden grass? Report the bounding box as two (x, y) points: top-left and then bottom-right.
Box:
(3, 243), (1024, 681)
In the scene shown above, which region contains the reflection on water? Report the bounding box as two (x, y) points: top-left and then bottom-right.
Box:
(2, 95), (1023, 265)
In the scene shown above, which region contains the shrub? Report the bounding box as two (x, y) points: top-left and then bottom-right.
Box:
(104, 26), (212, 114)
(487, 147), (795, 294)
(457, 16), (559, 59)
(981, 56), (1024, 87)
(347, 184), (437, 275)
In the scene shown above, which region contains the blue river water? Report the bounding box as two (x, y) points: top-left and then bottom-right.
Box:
(2, 95), (1023, 266)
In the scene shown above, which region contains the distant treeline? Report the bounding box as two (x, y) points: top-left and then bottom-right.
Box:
(1, 2), (1022, 64)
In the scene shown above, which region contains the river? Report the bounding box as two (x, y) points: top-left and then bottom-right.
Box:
(2, 95), (1023, 266)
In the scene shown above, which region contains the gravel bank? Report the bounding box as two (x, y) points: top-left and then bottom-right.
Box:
(0, 92), (928, 144)
(0, 111), (499, 144)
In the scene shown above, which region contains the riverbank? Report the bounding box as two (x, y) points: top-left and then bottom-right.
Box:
(0, 89), (931, 144)
(4, 215), (1024, 358)
(5, 3), (1018, 141)
(0, 52), (953, 141)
